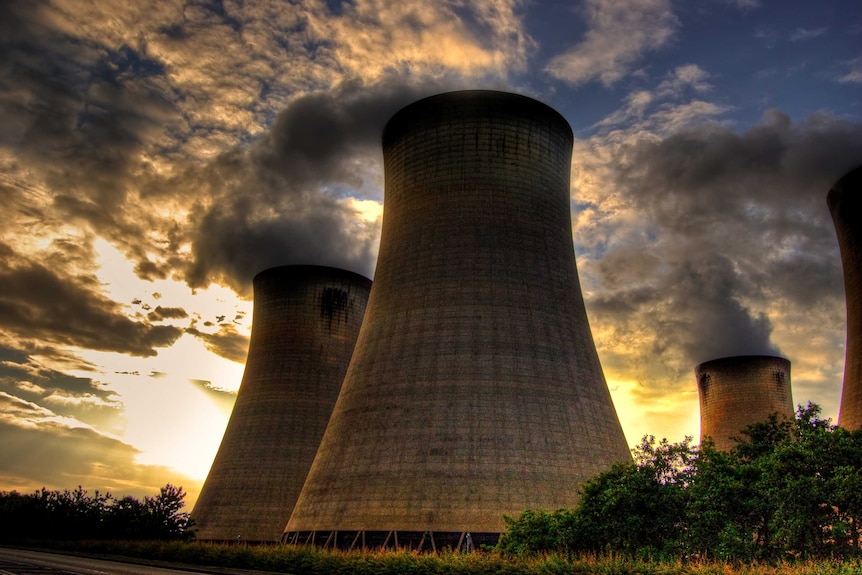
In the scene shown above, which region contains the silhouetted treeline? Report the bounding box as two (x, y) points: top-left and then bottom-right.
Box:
(499, 403), (862, 562)
(0, 483), (194, 541)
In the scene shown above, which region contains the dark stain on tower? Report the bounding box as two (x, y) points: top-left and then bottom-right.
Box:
(191, 265), (371, 542)
(320, 287), (350, 327)
(284, 90), (631, 549)
(828, 165), (862, 430)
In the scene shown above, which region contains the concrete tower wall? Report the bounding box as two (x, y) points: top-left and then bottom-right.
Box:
(828, 165), (862, 430)
(696, 355), (794, 451)
(285, 91), (631, 545)
(192, 265), (371, 542)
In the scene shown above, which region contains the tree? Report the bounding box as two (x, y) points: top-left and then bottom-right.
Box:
(499, 403), (862, 561)
(0, 483), (196, 542)
(142, 484), (195, 541)
(499, 436), (696, 558)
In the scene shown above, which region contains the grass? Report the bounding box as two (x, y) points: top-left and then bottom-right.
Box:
(11, 539), (862, 575)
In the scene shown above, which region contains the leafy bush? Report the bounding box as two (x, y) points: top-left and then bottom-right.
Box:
(500, 404), (862, 562)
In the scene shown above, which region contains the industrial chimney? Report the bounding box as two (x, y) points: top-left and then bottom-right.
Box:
(696, 355), (794, 451)
(192, 265), (371, 542)
(284, 90), (631, 550)
(828, 165), (862, 430)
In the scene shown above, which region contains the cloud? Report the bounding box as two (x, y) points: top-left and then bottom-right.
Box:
(180, 77), (460, 294)
(147, 306), (189, 322)
(575, 107), (862, 408)
(835, 55), (862, 84)
(656, 64), (713, 97)
(589, 63), (727, 136)
(790, 27), (827, 42)
(0, 252), (182, 358)
(0, 339), (124, 433)
(302, 0), (534, 80)
(0, 392), (200, 504)
(1, 0), (529, 312)
(545, 0), (677, 86)
(753, 27), (779, 47)
(592, 97), (730, 138)
(1, 7), (426, 461)
(185, 324), (250, 364)
(188, 378), (237, 417)
(1, 0), (524, 303)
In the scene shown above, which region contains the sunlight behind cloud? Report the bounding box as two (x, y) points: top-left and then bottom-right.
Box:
(74, 338), (242, 481)
(69, 239), (251, 479)
(108, 369), (233, 480)
(92, 238), (253, 332)
(345, 197), (384, 223)
(84, 337), (243, 477)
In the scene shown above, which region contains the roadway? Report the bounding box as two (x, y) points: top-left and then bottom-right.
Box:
(0, 547), (280, 575)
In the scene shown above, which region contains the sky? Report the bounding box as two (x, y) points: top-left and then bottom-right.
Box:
(1, 0), (861, 509)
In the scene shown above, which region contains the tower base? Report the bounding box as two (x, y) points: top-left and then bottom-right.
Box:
(283, 530), (499, 552)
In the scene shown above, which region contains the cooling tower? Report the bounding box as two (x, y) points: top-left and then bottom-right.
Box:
(284, 90), (631, 549)
(828, 165), (862, 430)
(696, 355), (793, 451)
(191, 265), (371, 542)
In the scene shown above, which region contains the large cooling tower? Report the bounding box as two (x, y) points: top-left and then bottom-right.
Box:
(696, 355), (794, 451)
(828, 165), (862, 430)
(284, 90), (630, 549)
(191, 265), (371, 542)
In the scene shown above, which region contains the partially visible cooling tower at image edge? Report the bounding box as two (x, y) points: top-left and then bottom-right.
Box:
(828, 165), (862, 430)
(284, 90), (631, 550)
(191, 265), (371, 542)
(695, 355), (794, 451)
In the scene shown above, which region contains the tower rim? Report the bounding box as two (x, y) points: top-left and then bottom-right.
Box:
(695, 354), (789, 372)
(253, 264), (371, 287)
(381, 89), (574, 149)
(827, 164), (862, 204)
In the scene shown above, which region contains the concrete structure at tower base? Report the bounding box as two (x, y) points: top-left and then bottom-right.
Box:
(284, 90), (631, 545)
(828, 165), (862, 430)
(192, 265), (371, 542)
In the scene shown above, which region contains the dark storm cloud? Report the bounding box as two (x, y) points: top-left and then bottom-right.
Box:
(184, 188), (376, 294)
(649, 254), (779, 365)
(589, 110), (862, 373)
(147, 306), (189, 322)
(616, 111), (862, 236)
(0, 0), (184, 265)
(185, 324), (249, 363)
(182, 78), (457, 293)
(0, 253), (182, 357)
(253, 79), (435, 181)
(1, 8), (173, 182)
(2, 0), (475, 298)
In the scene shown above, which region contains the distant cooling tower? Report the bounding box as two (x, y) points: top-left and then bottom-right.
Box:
(284, 90), (631, 550)
(828, 165), (862, 430)
(696, 355), (794, 451)
(191, 265), (371, 542)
